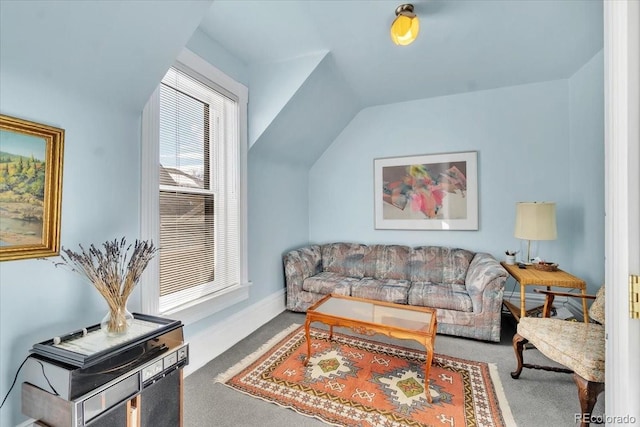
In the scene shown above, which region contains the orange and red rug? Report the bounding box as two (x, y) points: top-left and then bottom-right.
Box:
(215, 324), (515, 427)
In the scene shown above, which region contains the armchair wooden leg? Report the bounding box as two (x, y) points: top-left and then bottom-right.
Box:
(573, 374), (605, 427)
(542, 291), (555, 318)
(511, 333), (527, 379)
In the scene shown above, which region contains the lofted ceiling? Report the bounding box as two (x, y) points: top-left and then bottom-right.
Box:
(199, 0), (604, 108)
(0, 0), (214, 113)
(0, 1), (603, 117)
(0, 1), (604, 167)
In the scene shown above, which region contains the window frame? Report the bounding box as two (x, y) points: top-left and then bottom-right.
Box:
(141, 48), (249, 325)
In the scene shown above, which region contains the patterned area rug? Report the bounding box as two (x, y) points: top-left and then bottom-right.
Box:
(215, 324), (515, 427)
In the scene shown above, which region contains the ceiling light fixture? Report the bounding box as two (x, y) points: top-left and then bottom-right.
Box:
(390, 4), (420, 46)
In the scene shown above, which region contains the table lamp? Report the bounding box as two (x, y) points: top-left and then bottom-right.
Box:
(514, 202), (557, 264)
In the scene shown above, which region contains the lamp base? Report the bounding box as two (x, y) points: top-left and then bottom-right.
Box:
(519, 239), (539, 265)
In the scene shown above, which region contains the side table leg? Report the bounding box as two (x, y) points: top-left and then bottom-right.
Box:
(520, 283), (526, 320)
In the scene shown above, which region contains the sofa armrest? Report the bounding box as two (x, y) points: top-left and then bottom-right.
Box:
(283, 245), (322, 310)
(465, 252), (509, 312)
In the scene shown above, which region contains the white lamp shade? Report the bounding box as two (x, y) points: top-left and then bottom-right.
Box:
(514, 202), (557, 241)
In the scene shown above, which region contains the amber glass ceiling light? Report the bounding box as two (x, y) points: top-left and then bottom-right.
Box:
(390, 4), (419, 46)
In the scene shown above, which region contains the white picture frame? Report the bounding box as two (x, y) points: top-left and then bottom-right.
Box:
(374, 151), (478, 230)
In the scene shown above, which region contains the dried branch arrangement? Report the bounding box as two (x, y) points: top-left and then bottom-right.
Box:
(54, 237), (158, 333)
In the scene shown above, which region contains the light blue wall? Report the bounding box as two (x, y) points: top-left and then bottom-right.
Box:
(309, 77), (605, 293)
(248, 151), (310, 292)
(568, 50), (605, 290)
(0, 69), (142, 426)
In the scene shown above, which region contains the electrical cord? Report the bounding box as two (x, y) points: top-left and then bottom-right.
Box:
(0, 356), (28, 410)
(37, 359), (59, 397)
(0, 356), (59, 410)
(507, 277), (517, 300)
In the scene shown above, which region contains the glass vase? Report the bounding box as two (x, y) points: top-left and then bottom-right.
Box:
(101, 304), (134, 336)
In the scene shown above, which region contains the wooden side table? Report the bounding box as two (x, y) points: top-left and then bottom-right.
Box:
(500, 262), (589, 323)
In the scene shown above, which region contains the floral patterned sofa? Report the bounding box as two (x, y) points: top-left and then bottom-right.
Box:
(283, 242), (509, 342)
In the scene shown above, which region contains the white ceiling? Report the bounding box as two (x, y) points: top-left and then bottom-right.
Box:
(199, 0), (603, 107)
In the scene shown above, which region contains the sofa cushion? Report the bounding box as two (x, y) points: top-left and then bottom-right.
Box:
(321, 243), (366, 278)
(302, 271), (357, 296)
(351, 277), (410, 304)
(408, 282), (473, 312)
(363, 244), (412, 280)
(409, 247), (474, 284)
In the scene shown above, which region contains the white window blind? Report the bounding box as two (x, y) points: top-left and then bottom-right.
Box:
(158, 66), (240, 313)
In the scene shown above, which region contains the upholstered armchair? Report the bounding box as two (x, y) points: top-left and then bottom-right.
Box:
(511, 286), (605, 427)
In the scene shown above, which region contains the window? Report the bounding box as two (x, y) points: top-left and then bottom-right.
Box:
(141, 49), (249, 324)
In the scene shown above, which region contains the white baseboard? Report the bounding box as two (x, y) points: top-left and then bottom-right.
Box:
(182, 288), (286, 377)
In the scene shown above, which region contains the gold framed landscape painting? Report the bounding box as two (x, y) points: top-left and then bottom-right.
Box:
(374, 151), (478, 230)
(0, 114), (64, 261)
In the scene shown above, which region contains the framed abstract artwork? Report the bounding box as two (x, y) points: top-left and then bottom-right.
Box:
(374, 151), (478, 230)
(0, 114), (64, 261)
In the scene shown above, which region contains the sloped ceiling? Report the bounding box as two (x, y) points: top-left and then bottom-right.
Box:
(0, 1), (604, 167)
(248, 52), (361, 167)
(0, 0), (214, 113)
(199, 0), (603, 166)
(199, 0), (603, 107)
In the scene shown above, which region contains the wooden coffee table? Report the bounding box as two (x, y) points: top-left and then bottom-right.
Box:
(304, 294), (437, 402)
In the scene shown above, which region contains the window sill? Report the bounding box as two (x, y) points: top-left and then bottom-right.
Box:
(161, 282), (252, 326)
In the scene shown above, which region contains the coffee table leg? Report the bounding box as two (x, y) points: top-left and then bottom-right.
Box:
(424, 340), (434, 403)
(304, 317), (312, 366)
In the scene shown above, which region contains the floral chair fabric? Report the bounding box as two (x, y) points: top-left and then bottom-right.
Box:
(511, 286), (605, 427)
(516, 317), (605, 382)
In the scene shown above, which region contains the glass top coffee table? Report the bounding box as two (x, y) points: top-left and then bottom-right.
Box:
(304, 294), (437, 402)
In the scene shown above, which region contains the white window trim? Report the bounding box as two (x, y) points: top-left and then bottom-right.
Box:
(141, 48), (250, 326)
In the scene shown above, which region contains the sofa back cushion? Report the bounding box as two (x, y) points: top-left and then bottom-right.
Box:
(321, 242), (366, 278)
(364, 245), (412, 280)
(409, 246), (475, 284)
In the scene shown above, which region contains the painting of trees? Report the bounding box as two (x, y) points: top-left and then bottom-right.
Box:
(0, 152), (46, 199)
(0, 114), (64, 261)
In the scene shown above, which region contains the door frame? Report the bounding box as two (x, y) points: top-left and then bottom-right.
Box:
(604, 0), (640, 423)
